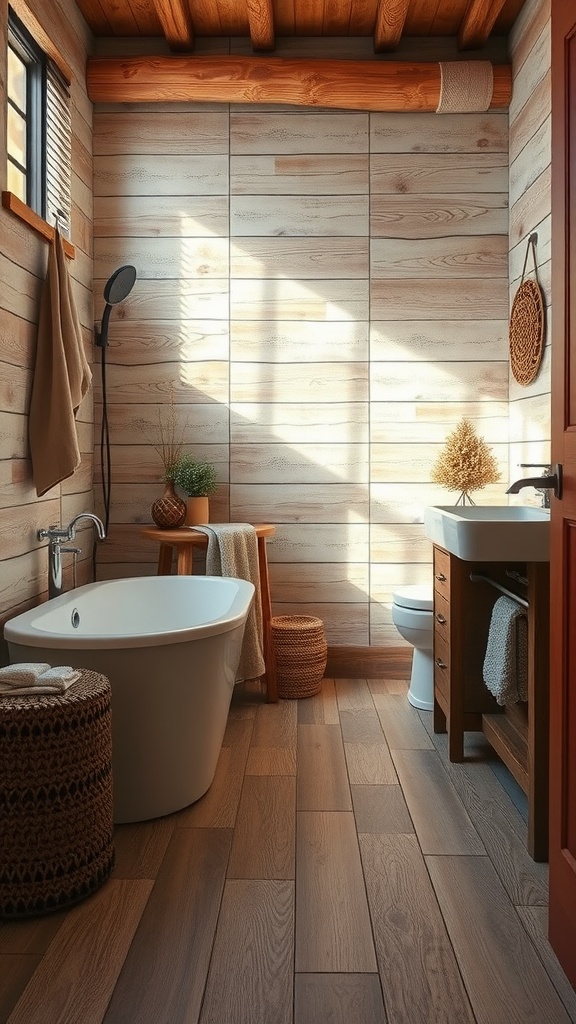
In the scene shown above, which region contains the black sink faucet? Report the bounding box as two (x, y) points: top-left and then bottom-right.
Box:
(506, 463), (563, 507)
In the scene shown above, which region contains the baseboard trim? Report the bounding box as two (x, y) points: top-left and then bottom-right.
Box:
(326, 645), (412, 679)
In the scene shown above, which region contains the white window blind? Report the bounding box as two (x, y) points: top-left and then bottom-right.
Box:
(45, 60), (72, 235)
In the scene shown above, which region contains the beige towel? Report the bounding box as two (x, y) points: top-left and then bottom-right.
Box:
(29, 228), (92, 496)
(483, 596), (528, 705)
(195, 524), (265, 681)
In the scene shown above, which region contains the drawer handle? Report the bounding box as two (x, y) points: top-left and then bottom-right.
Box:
(435, 572), (447, 582)
(436, 613), (446, 625)
(435, 658), (447, 669)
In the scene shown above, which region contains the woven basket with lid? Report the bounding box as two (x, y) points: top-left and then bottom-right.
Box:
(271, 615), (327, 699)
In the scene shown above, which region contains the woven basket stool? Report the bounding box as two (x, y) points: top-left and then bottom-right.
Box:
(271, 615), (327, 699)
(0, 670), (114, 919)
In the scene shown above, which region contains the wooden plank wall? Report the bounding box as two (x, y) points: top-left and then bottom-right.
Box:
(0, 0), (94, 655)
(92, 40), (512, 647)
(508, 0), (551, 489)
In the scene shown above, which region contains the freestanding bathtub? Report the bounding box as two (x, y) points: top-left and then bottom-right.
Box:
(4, 575), (255, 823)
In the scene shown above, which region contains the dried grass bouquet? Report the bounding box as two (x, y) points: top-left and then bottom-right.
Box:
(431, 417), (500, 505)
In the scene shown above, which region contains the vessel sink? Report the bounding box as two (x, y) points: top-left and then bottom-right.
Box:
(424, 505), (550, 562)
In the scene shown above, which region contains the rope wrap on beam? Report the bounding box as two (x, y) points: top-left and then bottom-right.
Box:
(436, 61), (494, 113)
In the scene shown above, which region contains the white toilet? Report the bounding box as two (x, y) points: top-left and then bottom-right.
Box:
(391, 585), (434, 711)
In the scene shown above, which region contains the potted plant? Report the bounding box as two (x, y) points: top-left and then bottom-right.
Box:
(172, 455), (218, 526)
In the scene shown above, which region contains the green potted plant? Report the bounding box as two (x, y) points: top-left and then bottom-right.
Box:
(172, 455), (217, 526)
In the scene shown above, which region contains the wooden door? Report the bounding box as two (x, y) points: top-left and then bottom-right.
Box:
(549, 2), (576, 987)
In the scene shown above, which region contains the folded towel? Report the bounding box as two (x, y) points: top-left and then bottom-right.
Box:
(37, 667), (82, 688)
(0, 663), (51, 685)
(195, 523), (265, 682)
(0, 665), (81, 696)
(483, 596), (528, 705)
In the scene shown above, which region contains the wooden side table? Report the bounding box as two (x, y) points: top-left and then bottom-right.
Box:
(141, 524), (278, 702)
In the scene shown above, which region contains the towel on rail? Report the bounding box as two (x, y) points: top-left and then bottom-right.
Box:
(483, 595), (528, 705)
(194, 523), (265, 682)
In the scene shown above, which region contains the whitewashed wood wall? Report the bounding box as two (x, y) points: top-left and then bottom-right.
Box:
(0, 0), (94, 653)
(508, 0), (551, 492)
(93, 57), (513, 645)
(0, 11), (552, 654)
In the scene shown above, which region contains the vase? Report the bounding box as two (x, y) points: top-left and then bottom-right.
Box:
(184, 496), (209, 527)
(151, 480), (186, 529)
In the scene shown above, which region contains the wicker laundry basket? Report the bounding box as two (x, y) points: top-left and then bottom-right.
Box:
(271, 615), (327, 699)
(0, 670), (114, 919)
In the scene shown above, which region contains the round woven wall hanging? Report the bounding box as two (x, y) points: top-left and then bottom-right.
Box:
(509, 233), (545, 386)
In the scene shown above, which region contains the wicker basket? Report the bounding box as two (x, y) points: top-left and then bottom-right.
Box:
(271, 615), (327, 699)
(0, 670), (114, 919)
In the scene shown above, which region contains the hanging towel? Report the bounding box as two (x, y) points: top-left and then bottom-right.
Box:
(482, 595), (528, 705)
(195, 523), (265, 682)
(28, 227), (92, 497)
(0, 664), (81, 695)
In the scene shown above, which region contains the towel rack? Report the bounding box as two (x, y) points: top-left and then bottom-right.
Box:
(469, 573), (529, 608)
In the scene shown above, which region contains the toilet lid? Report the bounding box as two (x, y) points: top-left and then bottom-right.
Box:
(393, 585), (433, 611)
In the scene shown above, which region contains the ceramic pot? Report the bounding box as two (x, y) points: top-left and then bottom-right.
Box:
(151, 480), (186, 529)
(184, 496), (209, 527)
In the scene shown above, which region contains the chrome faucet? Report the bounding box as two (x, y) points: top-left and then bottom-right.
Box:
(506, 463), (563, 507)
(38, 513), (106, 599)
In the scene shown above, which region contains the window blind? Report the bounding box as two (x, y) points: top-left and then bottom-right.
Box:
(45, 60), (72, 234)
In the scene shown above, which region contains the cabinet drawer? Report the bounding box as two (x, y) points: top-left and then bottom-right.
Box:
(434, 592), (450, 641)
(434, 634), (450, 702)
(433, 547), (450, 596)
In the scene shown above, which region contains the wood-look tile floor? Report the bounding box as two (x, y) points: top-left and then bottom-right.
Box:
(2, 671), (576, 1024)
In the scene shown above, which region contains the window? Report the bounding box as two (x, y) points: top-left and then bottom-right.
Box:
(6, 7), (72, 233)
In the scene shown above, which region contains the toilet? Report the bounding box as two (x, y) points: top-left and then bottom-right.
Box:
(391, 585), (434, 711)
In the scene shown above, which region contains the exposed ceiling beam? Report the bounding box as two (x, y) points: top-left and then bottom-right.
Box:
(152, 0), (194, 52)
(374, 0), (411, 53)
(458, 0), (508, 50)
(247, 0), (275, 52)
(87, 56), (511, 111)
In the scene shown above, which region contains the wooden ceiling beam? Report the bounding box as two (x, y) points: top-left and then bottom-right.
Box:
(152, 0), (194, 52)
(458, 0), (508, 50)
(374, 0), (411, 53)
(247, 0), (275, 52)
(86, 55), (512, 111)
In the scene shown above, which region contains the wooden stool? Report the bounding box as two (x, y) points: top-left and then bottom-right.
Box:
(141, 524), (278, 702)
(0, 670), (114, 918)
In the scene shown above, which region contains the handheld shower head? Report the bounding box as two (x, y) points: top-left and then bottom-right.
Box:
(95, 265), (137, 348)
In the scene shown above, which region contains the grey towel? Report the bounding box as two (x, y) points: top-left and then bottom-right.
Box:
(195, 524), (265, 682)
(483, 595), (528, 705)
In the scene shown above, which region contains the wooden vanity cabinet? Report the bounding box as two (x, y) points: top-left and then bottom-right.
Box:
(432, 544), (550, 861)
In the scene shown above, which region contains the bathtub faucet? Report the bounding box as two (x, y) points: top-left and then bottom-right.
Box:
(37, 513), (106, 599)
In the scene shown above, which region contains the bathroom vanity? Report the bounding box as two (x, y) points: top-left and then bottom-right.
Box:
(425, 506), (550, 861)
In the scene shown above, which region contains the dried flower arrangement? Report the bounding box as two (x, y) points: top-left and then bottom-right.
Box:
(431, 417), (501, 505)
(139, 389), (187, 482)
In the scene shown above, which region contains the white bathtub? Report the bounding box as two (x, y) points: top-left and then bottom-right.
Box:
(4, 575), (255, 823)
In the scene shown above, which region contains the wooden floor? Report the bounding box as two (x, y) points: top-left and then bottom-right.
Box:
(2, 669), (576, 1024)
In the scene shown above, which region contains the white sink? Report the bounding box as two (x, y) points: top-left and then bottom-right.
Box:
(424, 505), (550, 562)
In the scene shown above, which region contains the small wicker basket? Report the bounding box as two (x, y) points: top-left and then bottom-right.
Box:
(271, 615), (327, 699)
